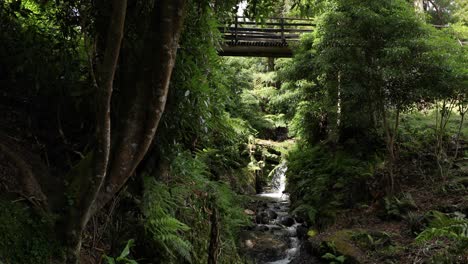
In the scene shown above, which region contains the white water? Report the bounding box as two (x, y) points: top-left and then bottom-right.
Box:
(258, 163), (289, 200)
(256, 163), (299, 264)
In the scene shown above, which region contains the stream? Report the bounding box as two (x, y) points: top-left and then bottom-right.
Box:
(241, 163), (312, 264)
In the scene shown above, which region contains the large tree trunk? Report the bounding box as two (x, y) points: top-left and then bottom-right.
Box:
(62, 0), (187, 262)
(3, 0), (186, 262)
(63, 0), (127, 263)
(92, 0), (187, 214)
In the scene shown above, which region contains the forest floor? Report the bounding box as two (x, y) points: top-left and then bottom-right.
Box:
(305, 172), (468, 264)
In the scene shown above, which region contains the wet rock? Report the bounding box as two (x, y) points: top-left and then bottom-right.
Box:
(244, 209), (255, 215)
(255, 214), (262, 224)
(245, 239), (254, 248)
(289, 242), (321, 264)
(255, 225), (270, 232)
(255, 214), (269, 224)
(240, 231), (288, 262)
(281, 216), (295, 227)
(296, 225), (308, 239)
(266, 209), (278, 220)
(269, 225), (282, 231)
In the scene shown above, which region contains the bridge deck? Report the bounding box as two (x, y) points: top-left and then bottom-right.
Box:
(218, 17), (314, 57)
(218, 19), (466, 58)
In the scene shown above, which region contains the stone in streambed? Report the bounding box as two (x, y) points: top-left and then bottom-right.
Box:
(244, 209), (255, 215)
(280, 216), (295, 227)
(255, 214), (268, 224)
(307, 229), (367, 263)
(266, 209), (278, 220)
(239, 231), (288, 262)
(296, 224), (308, 239)
(254, 225), (270, 232)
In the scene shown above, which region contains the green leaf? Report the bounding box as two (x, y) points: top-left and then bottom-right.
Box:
(125, 259), (139, 264)
(307, 229), (317, 237)
(322, 253), (336, 260)
(117, 239), (135, 259)
(336, 255), (346, 263)
(103, 255), (116, 264)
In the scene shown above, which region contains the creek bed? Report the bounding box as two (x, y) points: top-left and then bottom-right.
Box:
(239, 164), (318, 264)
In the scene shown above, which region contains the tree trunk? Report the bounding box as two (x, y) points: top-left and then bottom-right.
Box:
(414, 0), (425, 12)
(335, 71), (342, 142)
(92, 0), (187, 214)
(267, 57), (275, 72)
(63, 0), (127, 263)
(208, 200), (220, 264)
(61, 0), (187, 262)
(454, 104), (466, 159)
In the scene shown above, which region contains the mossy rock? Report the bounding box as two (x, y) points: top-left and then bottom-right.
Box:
(308, 229), (367, 263)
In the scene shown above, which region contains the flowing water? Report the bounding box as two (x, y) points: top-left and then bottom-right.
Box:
(243, 163), (302, 264)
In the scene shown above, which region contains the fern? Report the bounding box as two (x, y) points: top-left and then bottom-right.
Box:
(103, 239), (139, 264)
(416, 211), (468, 244)
(143, 178), (193, 263)
(142, 151), (248, 264)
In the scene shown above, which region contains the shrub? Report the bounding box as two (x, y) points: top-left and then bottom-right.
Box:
(0, 199), (61, 264)
(287, 143), (377, 228)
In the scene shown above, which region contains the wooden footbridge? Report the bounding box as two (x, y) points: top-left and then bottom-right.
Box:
(218, 17), (466, 58)
(218, 17), (314, 57)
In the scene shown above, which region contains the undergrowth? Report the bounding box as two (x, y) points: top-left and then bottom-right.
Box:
(415, 211), (468, 263)
(0, 199), (61, 264)
(143, 152), (248, 264)
(287, 143), (378, 229)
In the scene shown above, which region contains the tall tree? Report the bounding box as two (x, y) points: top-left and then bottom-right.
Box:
(62, 1), (188, 262)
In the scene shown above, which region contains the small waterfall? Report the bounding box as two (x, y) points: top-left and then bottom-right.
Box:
(241, 163), (319, 264)
(259, 162), (288, 200)
(255, 163), (299, 264)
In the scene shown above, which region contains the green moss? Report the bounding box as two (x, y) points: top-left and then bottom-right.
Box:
(321, 229), (366, 264)
(0, 199), (62, 264)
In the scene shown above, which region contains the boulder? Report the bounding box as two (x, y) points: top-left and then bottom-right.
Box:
(266, 209), (278, 220)
(281, 216), (295, 227)
(244, 209), (255, 215)
(307, 229), (367, 263)
(254, 225), (269, 232)
(240, 231), (288, 262)
(296, 225), (308, 239)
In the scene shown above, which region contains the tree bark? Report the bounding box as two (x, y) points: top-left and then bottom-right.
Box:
(454, 102), (466, 159)
(63, 0), (127, 263)
(91, 0), (187, 214)
(208, 200), (220, 264)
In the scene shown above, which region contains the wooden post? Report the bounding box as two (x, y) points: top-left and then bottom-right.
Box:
(235, 16), (238, 44)
(280, 18), (285, 43)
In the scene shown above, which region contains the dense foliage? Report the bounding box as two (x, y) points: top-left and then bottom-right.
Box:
(0, 0), (466, 263)
(283, 0), (467, 262)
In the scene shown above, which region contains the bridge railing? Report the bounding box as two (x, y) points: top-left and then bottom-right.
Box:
(219, 16), (314, 46)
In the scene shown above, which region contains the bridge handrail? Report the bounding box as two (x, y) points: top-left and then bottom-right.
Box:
(220, 16), (315, 44)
